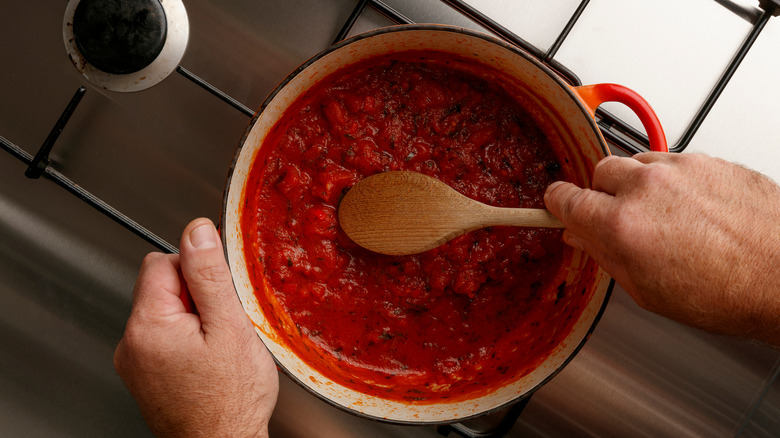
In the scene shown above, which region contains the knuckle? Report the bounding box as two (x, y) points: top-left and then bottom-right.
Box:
(559, 189), (583, 222)
(634, 162), (673, 189)
(141, 251), (166, 267)
(560, 188), (597, 224)
(113, 328), (144, 377)
(117, 322), (144, 354)
(116, 320), (181, 371)
(593, 155), (621, 176)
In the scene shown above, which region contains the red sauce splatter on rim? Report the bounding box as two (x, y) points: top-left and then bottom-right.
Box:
(241, 51), (589, 403)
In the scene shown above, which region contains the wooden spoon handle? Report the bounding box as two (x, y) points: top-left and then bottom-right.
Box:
(473, 205), (564, 229)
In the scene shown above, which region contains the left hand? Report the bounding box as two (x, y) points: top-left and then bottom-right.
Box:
(114, 218), (279, 438)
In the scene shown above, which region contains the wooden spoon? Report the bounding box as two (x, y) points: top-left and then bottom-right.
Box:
(338, 171), (564, 255)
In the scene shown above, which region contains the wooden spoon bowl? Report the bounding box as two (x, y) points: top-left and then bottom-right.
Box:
(338, 171), (563, 255)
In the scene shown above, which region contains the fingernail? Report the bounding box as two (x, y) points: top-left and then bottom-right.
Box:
(190, 222), (217, 249)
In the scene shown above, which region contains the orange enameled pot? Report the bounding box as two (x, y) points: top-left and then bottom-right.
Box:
(221, 25), (667, 424)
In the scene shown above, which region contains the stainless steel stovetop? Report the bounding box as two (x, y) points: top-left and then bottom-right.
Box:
(1, 1), (778, 437)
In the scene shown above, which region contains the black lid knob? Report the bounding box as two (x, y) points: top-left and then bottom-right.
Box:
(72, 0), (168, 75)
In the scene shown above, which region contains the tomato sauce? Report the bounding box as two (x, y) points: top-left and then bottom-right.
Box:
(241, 52), (588, 402)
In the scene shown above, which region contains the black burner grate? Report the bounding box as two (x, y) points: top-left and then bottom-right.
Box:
(0, 0), (776, 436)
(0, 0), (776, 359)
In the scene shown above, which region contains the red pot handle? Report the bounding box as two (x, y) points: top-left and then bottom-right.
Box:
(574, 84), (668, 153)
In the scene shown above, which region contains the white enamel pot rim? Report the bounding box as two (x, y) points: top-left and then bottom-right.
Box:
(221, 24), (664, 425)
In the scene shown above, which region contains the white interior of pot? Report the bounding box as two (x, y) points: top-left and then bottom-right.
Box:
(224, 25), (611, 423)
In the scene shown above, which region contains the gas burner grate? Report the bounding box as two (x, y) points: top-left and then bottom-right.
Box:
(0, 0), (776, 436)
(0, 0), (774, 262)
(0, 88), (177, 254)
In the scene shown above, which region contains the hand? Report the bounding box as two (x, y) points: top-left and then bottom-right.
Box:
(114, 218), (279, 437)
(544, 153), (780, 346)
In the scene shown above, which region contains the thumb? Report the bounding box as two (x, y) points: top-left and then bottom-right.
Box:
(179, 218), (244, 331)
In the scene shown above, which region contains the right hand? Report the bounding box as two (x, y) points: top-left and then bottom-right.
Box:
(544, 152), (780, 346)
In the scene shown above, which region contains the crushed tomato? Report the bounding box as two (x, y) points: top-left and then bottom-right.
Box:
(241, 52), (588, 402)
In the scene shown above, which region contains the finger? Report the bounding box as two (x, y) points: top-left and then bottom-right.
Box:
(562, 227), (635, 295)
(179, 218), (244, 332)
(591, 156), (644, 195)
(131, 252), (187, 321)
(545, 183), (633, 282)
(632, 151), (672, 164)
(544, 181), (616, 239)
